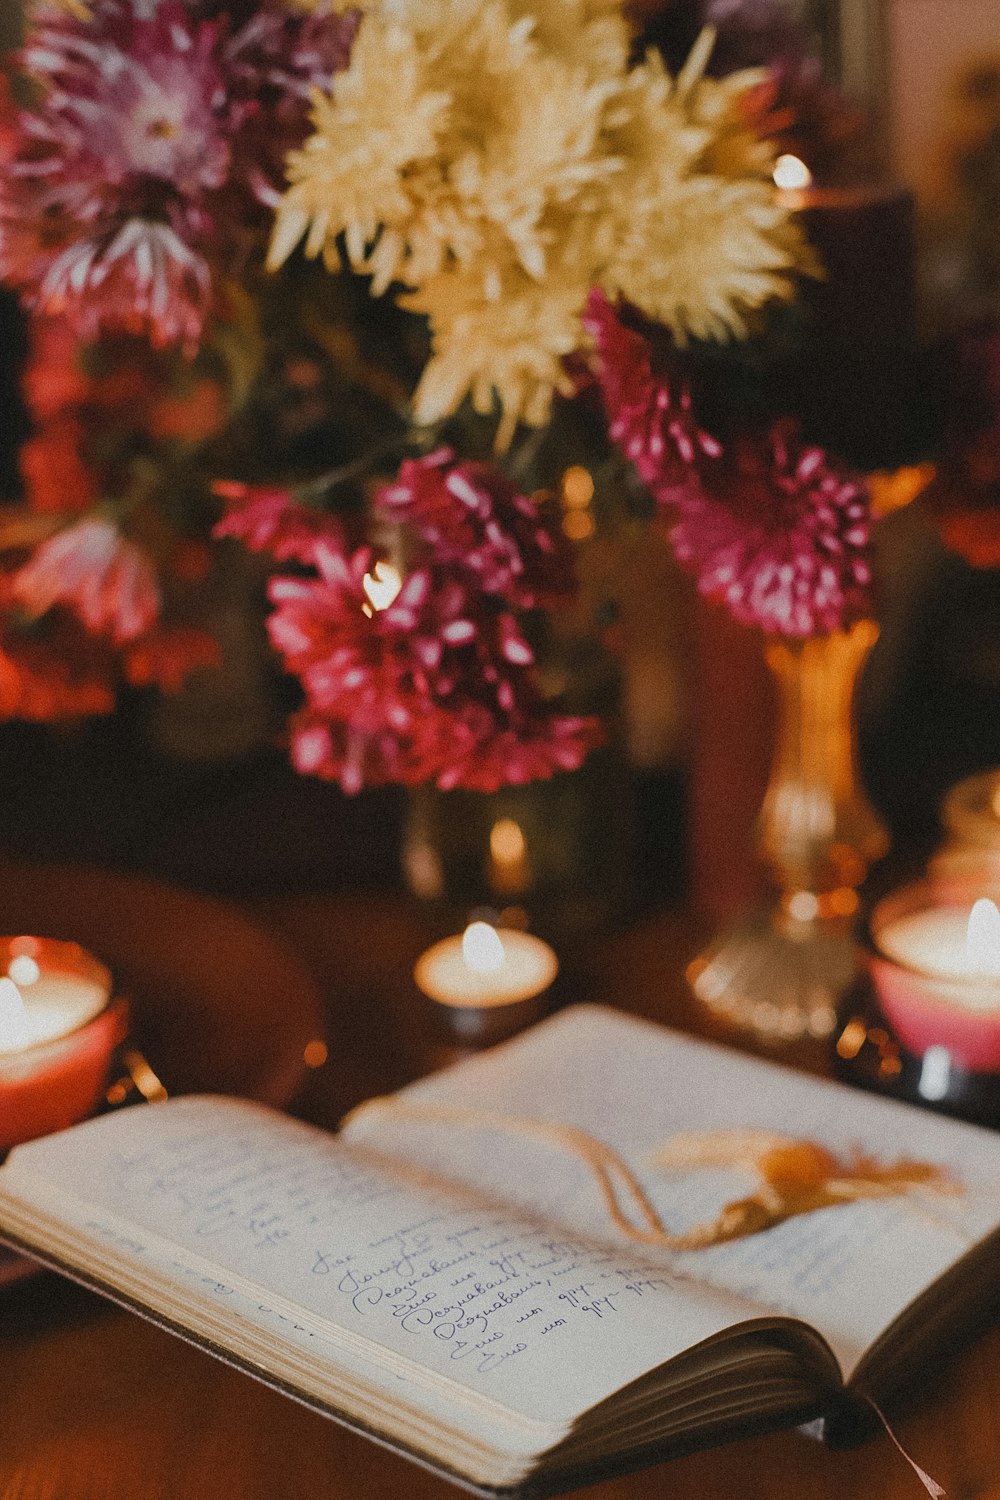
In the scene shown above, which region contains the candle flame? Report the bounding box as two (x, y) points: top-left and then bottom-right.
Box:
(773, 154), (812, 191)
(490, 818), (526, 867)
(8, 954), (40, 986)
(0, 976), (30, 1053)
(966, 898), (1000, 975)
(462, 921), (505, 976)
(362, 561), (403, 615)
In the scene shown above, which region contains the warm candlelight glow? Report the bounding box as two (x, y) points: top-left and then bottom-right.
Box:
(362, 561), (403, 615)
(0, 978), (30, 1054)
(0, 938), (120, 1152)
(487, 817), (532, 894)
(415, 925), (558, 1011)
(869, 882), (1000, 1074)
(966, 899), (1000, 976)
(490, 819), (526, 867)
(562, 466), (594, 509)
(773, 154), (813, 191)
(462, 921), (505, 976)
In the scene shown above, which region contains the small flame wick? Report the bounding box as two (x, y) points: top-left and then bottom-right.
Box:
(773, 154), (813, 192)
(462, 922), (506, 976)
(362, 561), (403, 615)
(966, 898), (1000, 976)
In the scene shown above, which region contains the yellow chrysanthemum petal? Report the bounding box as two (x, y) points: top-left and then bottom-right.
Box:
(270, 7), (813, 436)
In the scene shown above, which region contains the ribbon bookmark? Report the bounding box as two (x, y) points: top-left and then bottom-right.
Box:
(865, 1398), (946, 1499)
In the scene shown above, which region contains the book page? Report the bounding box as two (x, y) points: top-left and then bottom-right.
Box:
(342, 1006), (1000, 1378)
(0, 1092), (765, 1432)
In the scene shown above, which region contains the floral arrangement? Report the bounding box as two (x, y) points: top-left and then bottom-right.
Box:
(0, 0), (869, 790)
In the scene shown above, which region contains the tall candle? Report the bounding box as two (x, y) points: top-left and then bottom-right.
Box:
(0, 937), (123, 1151)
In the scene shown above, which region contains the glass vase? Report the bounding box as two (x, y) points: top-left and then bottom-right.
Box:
(688, 619), (889, 1041)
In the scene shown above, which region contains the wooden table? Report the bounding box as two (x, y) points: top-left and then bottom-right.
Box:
(3, 890), (1000, 1500)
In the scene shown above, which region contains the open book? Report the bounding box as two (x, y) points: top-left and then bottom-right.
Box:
(2, 1005), (999, 1496)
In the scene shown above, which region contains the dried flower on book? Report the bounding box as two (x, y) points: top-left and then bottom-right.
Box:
(650, 1128), (961, 1245)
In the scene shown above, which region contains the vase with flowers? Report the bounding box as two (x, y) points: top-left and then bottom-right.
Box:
(0, 0), (879, 937)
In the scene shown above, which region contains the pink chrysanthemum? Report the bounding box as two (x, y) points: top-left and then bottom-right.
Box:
(221, 1), (361, 216)
(0, 0), (358, 349)
(377, 450), (575, 610)
(668, 424), (872, 637)
(12, 517), (161, 644)
(587, 291), (874, 638)
(1, 1), (225, 345)
(213, 481), (340, 564)
(36, 221), (213, 350)
(583, 290), (723, 493)
(232, 479), (600, 793)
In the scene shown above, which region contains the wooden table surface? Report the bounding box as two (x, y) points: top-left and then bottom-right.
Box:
(3, 889), (1000, 1500)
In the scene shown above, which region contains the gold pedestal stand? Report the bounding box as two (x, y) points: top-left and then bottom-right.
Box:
(689, 621), (888, 1041)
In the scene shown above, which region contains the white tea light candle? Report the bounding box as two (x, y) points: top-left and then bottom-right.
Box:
(415, 923), (558, 1009)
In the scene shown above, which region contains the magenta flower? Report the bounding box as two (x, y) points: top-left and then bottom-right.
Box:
(222, 470), (600, 793)
(669, 425), (873, 637)
(213, 481), (341, 564)
(583, 289), (722, 493)
(36, 221), (213, 350)
(12, 517), (161, 644)
(377, 450), (576, 610)
(0, 0), (358, 350)
(587, 292), (874, 638)
(1, 2), (225, 345)
(220, 2), (361, 215)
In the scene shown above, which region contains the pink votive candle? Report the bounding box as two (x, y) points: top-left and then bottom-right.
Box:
(0, 937), (124, 1151)
(869, 879), (1000, 1073)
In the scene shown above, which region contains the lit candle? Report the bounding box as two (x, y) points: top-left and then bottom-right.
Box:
(870, 883), (1000, 1073)
(0, 937), (124, 1151)
(414, 922), (558, 1043)
(486, 818), (533, 898)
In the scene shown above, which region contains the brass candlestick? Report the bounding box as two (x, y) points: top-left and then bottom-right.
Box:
(689, 620), (889, 1041)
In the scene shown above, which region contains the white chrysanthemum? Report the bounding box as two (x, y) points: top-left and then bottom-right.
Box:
(605, 176), (806, 343)
(270, 5), (813, 437)
(269, 21), (451, 277)
(405, 254), (589, 448)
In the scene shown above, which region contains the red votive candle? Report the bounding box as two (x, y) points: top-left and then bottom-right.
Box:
(0, 937), (124, 1152)
(869, 878), (1000, 1074)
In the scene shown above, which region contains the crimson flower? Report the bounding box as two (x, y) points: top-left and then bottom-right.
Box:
(378, 450), (576, 610)
(217, 461), (600, 793)
(213, 481), (341, 565)
(587, 291), (874, 638)
(668, 425), (873, 637)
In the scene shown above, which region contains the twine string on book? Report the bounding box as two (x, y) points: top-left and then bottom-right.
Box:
(343, 1098), (675, 1244)
(343, 1099), (962, 1250)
